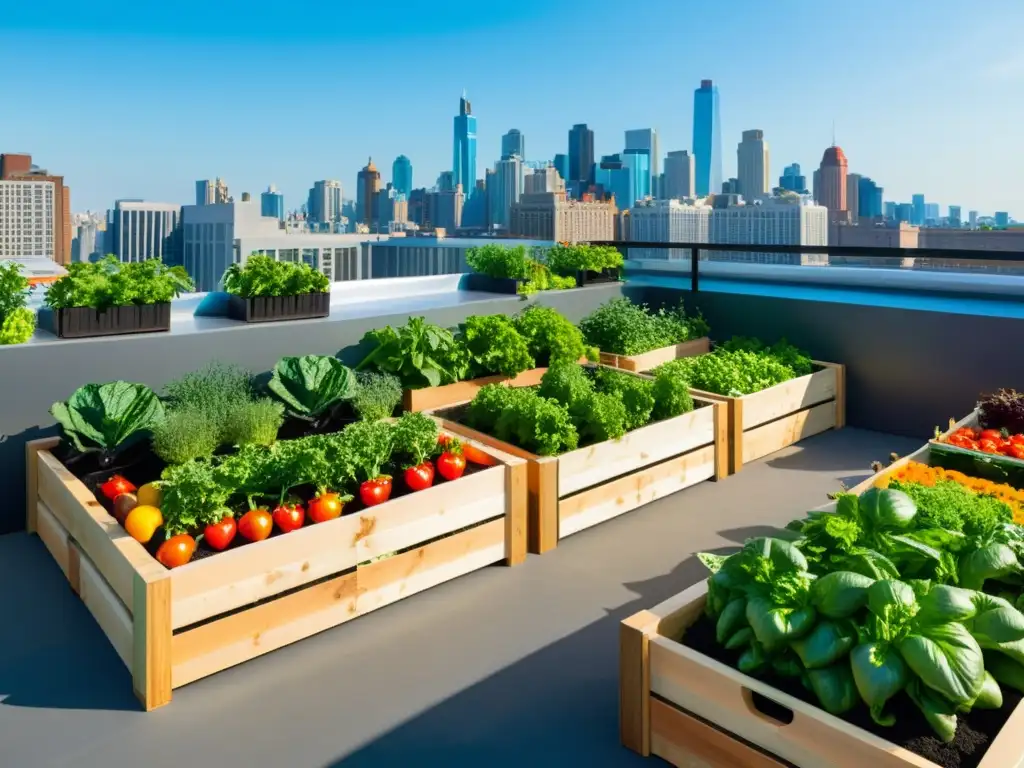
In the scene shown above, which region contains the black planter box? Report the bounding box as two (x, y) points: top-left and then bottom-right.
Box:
(226, 292), (331, 323)
(51, 303), (171, 339)
(459, 273), (523, 295)
(575, 268), (621, 287)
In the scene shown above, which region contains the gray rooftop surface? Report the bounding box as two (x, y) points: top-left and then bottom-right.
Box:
(0, 428), (919, 768)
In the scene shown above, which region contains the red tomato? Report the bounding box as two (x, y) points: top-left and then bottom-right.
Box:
(308, 493), (345, 523)
(204, 516), (237, 551)
(238, 509), (273, 542)
(947, 434), (978, 450)
(360, 477), (392, 507)
(404, 461), (435, 491)
(1010, 444), (1024, 461)
(437, 451), (466, 481)
(979, 439), (1001, 454)
(273, 502), (305, 532)
(956, 427), (977, 438)
(462, 443), (498, 467)
(1011, 434), (1024, 445)
(156, 534), (197, 569)
(100, 474), (137, 501)
(980, 429), (1004, 442)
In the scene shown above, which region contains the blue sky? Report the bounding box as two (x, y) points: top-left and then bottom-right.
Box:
(2, 0), (1020, 215)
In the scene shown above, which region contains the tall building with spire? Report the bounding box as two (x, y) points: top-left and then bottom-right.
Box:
(814, 145), (849, 221)
(692, 80), (722, 197)
(453, 92), (477, 196)
(357, 158), (381, 227)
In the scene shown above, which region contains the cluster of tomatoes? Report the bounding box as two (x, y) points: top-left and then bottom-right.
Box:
(98, 434), (486, 570)
(944, 426), (1024, 459)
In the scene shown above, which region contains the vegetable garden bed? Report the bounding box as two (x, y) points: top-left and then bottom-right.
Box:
(620, 580), (1024, 768)
(689, 362), (846, 475)
(432, 370), (726, 554)
(50, 303), (172, 338)
(599, 337), (711, 373)
(25, 430), (526, 711)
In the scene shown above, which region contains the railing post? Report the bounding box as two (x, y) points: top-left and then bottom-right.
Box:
(691, 247), (700, 292)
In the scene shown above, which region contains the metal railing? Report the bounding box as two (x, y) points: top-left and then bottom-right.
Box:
(589, 241), (1024, 292)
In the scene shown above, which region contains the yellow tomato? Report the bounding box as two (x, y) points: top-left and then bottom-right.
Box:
(124, 505), (163, 544)
(136, 482), (162, 508)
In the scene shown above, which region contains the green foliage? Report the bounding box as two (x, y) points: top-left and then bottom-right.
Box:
(513, 305), (587, 366)
(459, 314), (534, 378)
(352, 371), (402, 421)
(356, 316), (468, 389)
(466, 384), (578, 456)
(267, 355), (357, 420)
(889, 477), (1012, 537)
(544, 244), (623, 276)
(592, 367), (655, 431)
(578, 298), (707, 356)
(0, 262), (34, 345)
(50, 381), (164, 456)
(222, 398), (285, 447)
(0, 306), (35, 345)
(45, 256), (194, 310)
(465, 244), (534, 279)
(576, 391), (627, 443)
(718, 337), (813, 377)
(152, 409), (221, 465)
(223, 254), (329, 298)
(657, 348), (797, 397)
(651, 368), (695, 421)
(537, 361), (594, 409)
(391, 412), (440, 467)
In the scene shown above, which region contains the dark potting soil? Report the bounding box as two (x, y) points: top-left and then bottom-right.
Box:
(680, 613), (1020, 768)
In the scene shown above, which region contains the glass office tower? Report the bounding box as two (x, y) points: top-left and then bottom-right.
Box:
(692, 80), (722, 197)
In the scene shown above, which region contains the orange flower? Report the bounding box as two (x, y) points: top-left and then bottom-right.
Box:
(887, 461), (1024, 518)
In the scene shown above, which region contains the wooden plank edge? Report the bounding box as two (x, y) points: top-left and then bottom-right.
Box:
(133, 568), (172, 711)
(620, 610), (656, 756)
(26, 438), (58, 534)
(504, 459), (527, 566)
(740, 401), (836, 466)
(978, 694), (1024, 768)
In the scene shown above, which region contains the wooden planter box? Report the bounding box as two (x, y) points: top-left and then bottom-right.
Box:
(598, 337), (711, 373)
(403, 358), (589, 412)
(433, 390), (726, 554)
(620, 580), (1024, 768)
(690, 362), (846, 475)
(25, 432), (526, 711)
(226, 292), (330, 323)
(50, 303), (171, 338)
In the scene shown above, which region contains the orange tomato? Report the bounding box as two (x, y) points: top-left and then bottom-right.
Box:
(238, 508), (273, 542)
(156, 534), (196, 569)
(124, 505), (163, 543)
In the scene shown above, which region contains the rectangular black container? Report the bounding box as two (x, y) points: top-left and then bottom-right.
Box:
(226, 292), (331, 323)
(459, 273), (523, 295)
(575, 268), (621, 287)
(51, 303), (172, 339)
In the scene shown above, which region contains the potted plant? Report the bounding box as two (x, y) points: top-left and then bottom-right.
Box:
(43, 256), (194, 338)
(0, 261), (36, 345)
(223, 254), (331, 322)
(544, 243), (624, 286)
(462, 244), (576, 296)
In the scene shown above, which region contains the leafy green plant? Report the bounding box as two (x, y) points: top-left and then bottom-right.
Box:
(336, 419), (395, 482)
(223, 399), (285, 447)
(544, 244), (623, 276)
(513, 305), (587, 366)
(466, 384), (578, 456)
(152, 409), (221, 465)
(356, 317), (469, 388)
(592, 367), (655, 431)
(159, 458), (234, 536)
(518, 263), (576, 295)
(45, 256), (194, 310)
(657, 348), (797, 397)
(465, 244), (534, 279)
(458, 314), (534, 378)
(392, 412), (440, 467)
(51, 381), (164, 465)
(352, 371), (402, 421)
(223, 254), (329, 298)
(651, 369), (695, 421)
(579, 298), (707, 356)
(719, 337), (813, 377)
(0, 262), (35, 345)
(267, 355), (357, 425)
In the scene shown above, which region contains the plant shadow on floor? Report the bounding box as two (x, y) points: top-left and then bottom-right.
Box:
(0, 534), (141, 712)
(763, 428), (920, 486)
(328, 555), (710, 768)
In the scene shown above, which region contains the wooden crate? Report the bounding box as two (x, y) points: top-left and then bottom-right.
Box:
(403, 360), (587, 412)
(25, 431), (527, 711)
(620, 581), (1024, 768)
(691, 362), (846, 475)
(434, 394), (727, 554)
(598, 337), (711, 373)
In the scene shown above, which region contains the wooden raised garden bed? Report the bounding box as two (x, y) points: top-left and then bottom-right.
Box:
(25, 431), (526, 711)
(620, 580), (1024, 768)
(433, 387), (727, 555)
(50, 303), (172, 338)
(690, 362), (846, 475)
(598, 337), (711, 373)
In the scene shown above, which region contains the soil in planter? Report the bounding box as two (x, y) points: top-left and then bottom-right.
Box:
(679, 613), (1019, 768)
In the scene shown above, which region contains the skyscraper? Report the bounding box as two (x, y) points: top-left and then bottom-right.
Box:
(912, 194), (926, 226)
(815, 145), (848, 220)
(392, 156), (413, 198)
(692, 80), (723, 197)
(996, 212), (1010, 228)
(779, 164), (807, 194)
(568, 124), (595, 196)
(858, 177), (884, 219)
(925, 203), (940, 223)
(621, 149), (652, 205)
(490, 155), (523, 229)
(845, 173), (861, 221)
(553, 154), (569, 184)
(107, 201), (183, 264)
(309, 180), (343, 224)
(736, 129), (769, 201)
(261, 185), (284, 221)
(625, 129), (659, 199)
(501, 129), (525, 160)
(663, 151), (695, 199)
(0, 152), (71, 264)
(949, 206), (962, 227)
(452, 92), (477, 197)
(195, 178), (229, 205)
(357, 159), (381, 227)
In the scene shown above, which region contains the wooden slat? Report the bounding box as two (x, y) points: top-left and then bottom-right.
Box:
(559, 444), (716, 538)
(713, 400), (729, 480)
(620, 611), (655, 756)
(558, 404), (717, 497)
(825, 362), (847, 429)
(171, 518), (505, 688)
(26, 438), (58, 534)
(979, 693), (1024, 768)
(133, 569), (172, 711)
(531, 459), (559, 554)
(651, 697), (786, 768)
(35, 450), (153, 613)
(75, 542), (133, 671)
(504, 458), (527, 566)
(741, 368), (837, 430)
(403, 365), (561, 412)
(170, 466), (506, 629)
(649, 635), (933, 768)
(600, 337), (711, 373)
(741, 401), (837, 465)
(35, 502), (71, 580)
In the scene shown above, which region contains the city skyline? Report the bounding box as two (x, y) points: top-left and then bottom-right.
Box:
(3, 0), (1022, 214)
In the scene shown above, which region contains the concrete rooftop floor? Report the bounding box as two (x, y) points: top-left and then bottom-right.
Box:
(0, 428), (920, 768)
